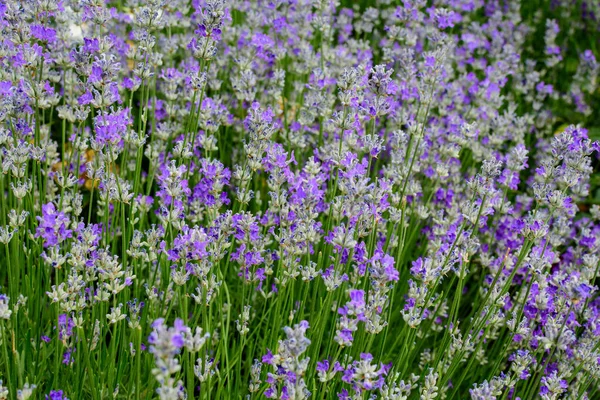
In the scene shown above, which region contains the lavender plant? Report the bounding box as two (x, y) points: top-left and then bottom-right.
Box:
(1, 0), (600, 399)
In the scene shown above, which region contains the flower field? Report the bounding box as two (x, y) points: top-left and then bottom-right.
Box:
(1, 0), (600, 399)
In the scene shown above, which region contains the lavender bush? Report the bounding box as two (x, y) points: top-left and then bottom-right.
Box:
(1, 0), (600, 398)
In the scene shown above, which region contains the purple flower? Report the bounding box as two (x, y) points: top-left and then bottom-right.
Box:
(78, 91), (93, 105)
(83, 38), (100, 53)
(30, 25), (57, 43)
(316, 360), (330, 373)
(36, 203), (72, 248)
(46, 390), (68, 400)
(94, 108), (131, 147)
(348, 290), (365, 309)
(262, 349), (275, 365)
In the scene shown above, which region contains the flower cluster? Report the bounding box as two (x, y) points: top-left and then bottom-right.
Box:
(0, 0), (599, 399)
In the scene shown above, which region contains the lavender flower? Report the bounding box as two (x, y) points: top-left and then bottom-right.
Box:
(0, 1), (599, 398)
